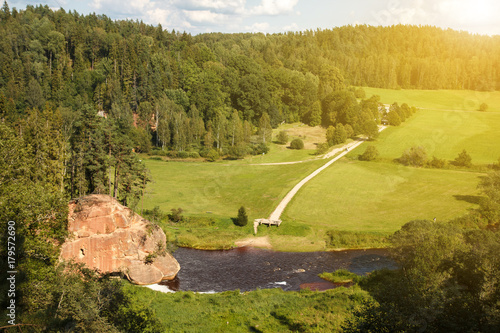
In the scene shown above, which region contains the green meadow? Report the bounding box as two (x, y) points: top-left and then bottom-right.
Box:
(356, 108), (500, 164)
(283, 159), (482, 234)
(363, 87), (500, 112)
(143, 158), (324, 220)
(142, 88), (500, 250)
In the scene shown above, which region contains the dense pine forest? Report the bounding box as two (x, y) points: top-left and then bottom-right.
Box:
(1, 1), (500, 331)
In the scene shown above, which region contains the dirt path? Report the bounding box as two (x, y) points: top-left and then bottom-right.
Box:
(268, 126), (387, 222)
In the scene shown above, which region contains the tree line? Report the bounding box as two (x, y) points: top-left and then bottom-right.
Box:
(1, 2), (498, 159)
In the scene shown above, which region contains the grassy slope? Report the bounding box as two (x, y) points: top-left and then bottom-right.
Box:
(354, 108), (500, 164)
(363, 87), (500, 112)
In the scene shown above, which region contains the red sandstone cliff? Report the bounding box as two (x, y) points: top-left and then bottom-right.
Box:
(60, 194), (180, 285)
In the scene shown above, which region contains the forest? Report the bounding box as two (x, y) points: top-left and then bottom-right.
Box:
(1, 1), (500, 331)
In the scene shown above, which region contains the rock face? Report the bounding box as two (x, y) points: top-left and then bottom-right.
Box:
(60, 194), (180, 285)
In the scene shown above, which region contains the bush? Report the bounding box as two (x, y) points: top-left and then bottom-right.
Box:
(359, 145), (379, 161)
(479, 103), (488, 111)
(250, 143), (270, 155)
(205, 149), (219, 162)
(178, 151), (189, 159)
(168, 208), (184, 222)
(428, 156), (446, 168)
(188, 151), (201, 159)
(399, 146), (427, 167)
(453, 149), (472, 168)
(234, 206), (248, 227)
(276, 130), (289, 145)
(227, 145), (247, 159)
(315, 142), (329, 155)
(290, 138), (304, 150)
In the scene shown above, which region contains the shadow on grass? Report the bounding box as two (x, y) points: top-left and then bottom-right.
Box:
(453, 195), (483, 205)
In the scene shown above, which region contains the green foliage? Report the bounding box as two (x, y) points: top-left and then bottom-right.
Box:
(142, 206), (168, 224)
(362, 120), (379, 140)
(205, 148), (219, 162)
(358, 145), (379, 161)
(320, 269), (363, 284)
(234, 206), (248, 226)
(428, 155), (447, 168)
(325, 230), (388, 248)
(290, 138), (304, 150)
(347, 220), (500, 332)
(387, 109), (402, 126)
(453, 149), (472, 168)
(354, 87), (366, 99)
(123, 282), (371, 332)
(398, 146), (427, 167)
(168, 208), (184, 222)
(477, 171), (500, 225)
(479, 102), (489, 111)
(276, 130), (289, 145)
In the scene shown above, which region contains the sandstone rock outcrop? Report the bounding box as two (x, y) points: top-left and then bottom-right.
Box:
(60, 194), (180, 285)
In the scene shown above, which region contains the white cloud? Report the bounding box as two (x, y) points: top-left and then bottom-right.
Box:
(183, 10), (228, 23)
(174, 0), (246, 14)
(251, 0), (298, 16)
(245, 22), (270, 32)
(282, 22), (298, 31)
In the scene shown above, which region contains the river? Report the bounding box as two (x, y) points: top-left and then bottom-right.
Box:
(153, 247), (396, 293)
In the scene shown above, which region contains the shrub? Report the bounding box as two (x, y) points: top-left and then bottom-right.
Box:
(205, 149), (219, 162)
(250, 143), (270, 155)
(227, 145), (247, 159)
(188, 151), (200, 159)
(359, 145), (379, 161)
(178, 151), (189, 159)
(315, 142), (329, 155)
(428, 156), (446, 169)
(234, 206), (248, 227)
(453, 149), (472, 168)
(479, 103), (488, 111)
(169, 208), (184, 223)
(276, 130), (289, 145)
(399, 146), (427, 167)
(142, 206), (168, 224)
(290, 138), (304, 150)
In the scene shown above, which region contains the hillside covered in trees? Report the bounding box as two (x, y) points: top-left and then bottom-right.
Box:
(1, 2), (499, 155)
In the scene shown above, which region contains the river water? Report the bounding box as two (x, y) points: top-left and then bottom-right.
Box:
(156, 247), (396, 293)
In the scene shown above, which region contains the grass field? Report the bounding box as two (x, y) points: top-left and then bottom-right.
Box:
(349, 108), (500, 164)
(141, 88), (499, 250)
(363, 87), (500, 112)
(283, 159), (483, 234)
(143, 158), (324, 219)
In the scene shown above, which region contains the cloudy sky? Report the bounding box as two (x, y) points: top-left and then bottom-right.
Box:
(6, 0), (500, 35)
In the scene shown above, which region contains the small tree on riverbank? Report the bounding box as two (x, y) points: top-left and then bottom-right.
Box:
(235, 206), (248, 226)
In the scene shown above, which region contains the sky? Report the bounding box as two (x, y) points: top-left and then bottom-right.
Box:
(6, 0), (500, 36)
